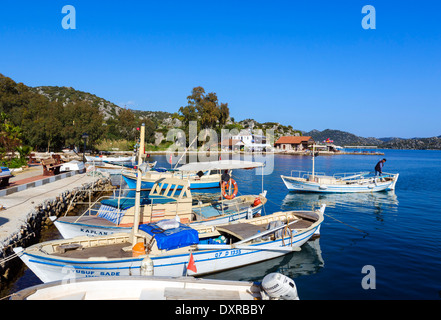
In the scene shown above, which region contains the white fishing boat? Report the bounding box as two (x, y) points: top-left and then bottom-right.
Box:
(60, 160), (85, 173)
(10, 273), (299, 300)
(13, 206), (324, 283)
(93, 161), (157, 175)
(50, 177), (267, 239)
(281, 145), (399, 193)
(85, 155), (135, 163)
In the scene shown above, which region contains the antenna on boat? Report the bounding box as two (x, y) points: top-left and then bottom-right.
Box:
(311, 144), (315, 180)
(131, 123), (145, 247)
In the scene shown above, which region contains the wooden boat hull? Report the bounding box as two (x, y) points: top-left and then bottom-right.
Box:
(281, 174), (399, 193)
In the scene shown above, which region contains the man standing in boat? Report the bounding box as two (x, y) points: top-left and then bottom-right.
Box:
(375, 158), (386, 176)
(221, 169), (231, 183)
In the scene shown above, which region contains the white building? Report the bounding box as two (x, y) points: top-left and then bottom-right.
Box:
(230, 130), (272, 152)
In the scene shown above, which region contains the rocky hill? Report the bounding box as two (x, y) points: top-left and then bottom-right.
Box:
(30, 86), (121, 120)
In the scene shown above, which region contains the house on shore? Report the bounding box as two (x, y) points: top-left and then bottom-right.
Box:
(218, 139), (245, 151)
(274, 136), (315, 151)
(229, 130), (272, 152)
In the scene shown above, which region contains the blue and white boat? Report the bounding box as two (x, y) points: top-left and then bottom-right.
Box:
(122, 169), (221, 190)
(0, 166), (11, 177)
(13, 205), (325, 283)
(122, 159), (265, 190)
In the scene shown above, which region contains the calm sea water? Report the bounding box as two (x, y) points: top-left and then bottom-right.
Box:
(8, 149), (441, 299)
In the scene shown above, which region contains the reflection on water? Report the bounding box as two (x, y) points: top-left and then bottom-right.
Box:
(281, 190), (399, 213)
(205, 239), (324, 282)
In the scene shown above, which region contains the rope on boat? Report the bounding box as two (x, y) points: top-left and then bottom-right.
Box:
(0, 231), (36, 265)
(320, 213), (368, 236)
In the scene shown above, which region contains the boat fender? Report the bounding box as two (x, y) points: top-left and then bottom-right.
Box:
(140, 255), (154, 276)
(247, 207), (253, 219)
(253, 197), (261, 207)
(261, 273), (299, 300)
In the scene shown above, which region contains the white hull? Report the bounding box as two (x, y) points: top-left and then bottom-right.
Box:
(11, 276), (268, 300)
(281, 174), (399, 193)
(14, 209), (324, 284)
(85, 155), (135, 163)
(60, 161), (85, 172)
(14, 226), (318, 283)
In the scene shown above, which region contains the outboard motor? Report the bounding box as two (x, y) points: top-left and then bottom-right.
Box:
(261, 273), (299, 300)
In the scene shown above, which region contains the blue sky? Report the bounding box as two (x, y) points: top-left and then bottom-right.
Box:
(1, 0), (440, 138)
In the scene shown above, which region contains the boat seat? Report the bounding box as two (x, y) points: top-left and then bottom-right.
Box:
(56, 243), (83, 254)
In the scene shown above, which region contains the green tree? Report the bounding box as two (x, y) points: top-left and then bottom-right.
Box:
(178, 86), (230, 134)
(0, 112), (22, 161)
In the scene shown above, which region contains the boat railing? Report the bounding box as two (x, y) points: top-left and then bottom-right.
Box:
(290, 170), (326, 179)
(333, 172), (370, 181)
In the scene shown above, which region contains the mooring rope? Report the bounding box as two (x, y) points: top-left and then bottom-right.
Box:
(235, 189), (368, 235)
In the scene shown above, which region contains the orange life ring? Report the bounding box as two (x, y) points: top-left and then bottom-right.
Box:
(221, 178), (238, 200)
(253, 197), (261, 207)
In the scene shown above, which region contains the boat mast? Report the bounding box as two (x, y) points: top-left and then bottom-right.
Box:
(131, 123), (145, 246)
(311, 144), (315, 179)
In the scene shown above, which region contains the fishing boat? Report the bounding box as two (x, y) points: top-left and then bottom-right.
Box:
(50, 177), (267, 238)
(280, 145), (399, 193)
(10, 272), (299, 300)
(85, 155), (135, 163)
(122, 169), (221, 190)
(93, 161), (157, 175)
(13, 205), (324, 283)
(60, 160), (85, 173)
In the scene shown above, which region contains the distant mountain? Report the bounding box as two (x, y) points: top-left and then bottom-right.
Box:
(380, 136), (441, 150)
(378, 137), (404, 142)
(302, 129), (383, 147)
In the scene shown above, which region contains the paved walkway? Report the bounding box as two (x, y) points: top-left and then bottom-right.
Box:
(0, 171), (108, 248)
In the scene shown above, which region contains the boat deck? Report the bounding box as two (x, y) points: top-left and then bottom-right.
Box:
(51, 242), (133, 259)
(58, 215), (117, 227)
(216, 216), (315, 240)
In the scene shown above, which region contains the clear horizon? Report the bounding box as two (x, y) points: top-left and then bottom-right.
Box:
(1, 1), (440, 139)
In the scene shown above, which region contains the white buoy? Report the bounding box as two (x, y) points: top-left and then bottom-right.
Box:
(261, 273), (299, 300)
(140, 255), (154, 276)
(247, 207), (253, 219)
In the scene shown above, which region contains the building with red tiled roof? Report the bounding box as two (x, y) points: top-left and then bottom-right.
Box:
(274, 136), (314, 151)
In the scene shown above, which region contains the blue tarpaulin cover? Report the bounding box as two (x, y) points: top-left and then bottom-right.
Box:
(139, 222), (199, 251)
